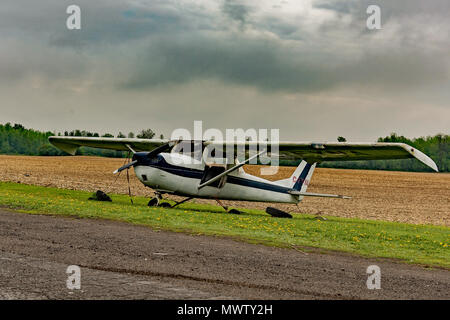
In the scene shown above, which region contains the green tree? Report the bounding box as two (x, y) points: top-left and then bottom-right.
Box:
(137, 129), (155, 139)
(102, 133), (114, 138)
(1, 123), (447, 171)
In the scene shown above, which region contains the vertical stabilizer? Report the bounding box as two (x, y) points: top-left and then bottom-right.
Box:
(290, 161), (316, 192)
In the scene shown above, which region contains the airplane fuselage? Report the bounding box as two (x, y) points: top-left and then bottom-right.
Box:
(132, 153), (300, 204)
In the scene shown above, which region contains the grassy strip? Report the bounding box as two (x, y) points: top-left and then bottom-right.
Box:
(0, 181), (448, 268)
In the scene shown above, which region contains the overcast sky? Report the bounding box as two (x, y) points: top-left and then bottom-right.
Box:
(0, 0), (449, 140)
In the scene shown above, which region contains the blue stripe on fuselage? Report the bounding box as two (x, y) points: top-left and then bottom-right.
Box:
(135, 158), (291, 194)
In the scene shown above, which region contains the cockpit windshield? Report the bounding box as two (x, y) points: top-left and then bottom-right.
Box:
(171, 140), (204, 161)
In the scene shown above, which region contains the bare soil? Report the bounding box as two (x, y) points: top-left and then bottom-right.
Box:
(0, 155), (449, 226)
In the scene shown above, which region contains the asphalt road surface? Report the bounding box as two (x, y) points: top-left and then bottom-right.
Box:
(0, 209), (448, 299)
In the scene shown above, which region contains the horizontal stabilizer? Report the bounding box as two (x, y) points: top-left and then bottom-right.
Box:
(288, 190), (351, 199)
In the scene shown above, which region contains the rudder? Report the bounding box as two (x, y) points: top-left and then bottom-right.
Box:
(290, 160), (316, 192)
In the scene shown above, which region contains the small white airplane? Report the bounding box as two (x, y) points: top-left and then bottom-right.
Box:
(49, 136), (438, 217)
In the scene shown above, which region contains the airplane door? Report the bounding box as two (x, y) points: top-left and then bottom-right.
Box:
(200, 165), (227, 188)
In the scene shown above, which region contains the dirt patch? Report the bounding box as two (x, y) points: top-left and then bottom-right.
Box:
(0, 155), (449, 226)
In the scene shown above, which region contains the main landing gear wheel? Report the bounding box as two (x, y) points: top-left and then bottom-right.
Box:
(148, 197), (160, 207)
(147, 198), (172, 208)
(159, 202), (172, 208)
(148, 191), (164, 207)
(148, 195), (194, 208)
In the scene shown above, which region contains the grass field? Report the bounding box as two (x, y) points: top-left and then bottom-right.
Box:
(0, 181), (448, 268)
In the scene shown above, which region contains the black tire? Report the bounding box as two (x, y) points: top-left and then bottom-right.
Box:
(265, 207), (293, 218)
(159, 202), (172, 208)
(148, 198), (159, 207)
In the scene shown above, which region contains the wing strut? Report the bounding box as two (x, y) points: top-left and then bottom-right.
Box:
(198, 150), (266, 189)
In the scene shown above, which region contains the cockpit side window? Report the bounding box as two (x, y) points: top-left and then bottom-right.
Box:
(171, 141), (203, 161)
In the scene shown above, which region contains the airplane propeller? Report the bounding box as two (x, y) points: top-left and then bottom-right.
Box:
(112, 141), (173, 174)
(113, 160), (138, 174)
(111, 142), (173, 204)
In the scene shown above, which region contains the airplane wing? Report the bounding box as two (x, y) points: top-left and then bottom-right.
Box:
(205, 141), (439, 172)
(48, 136), (170, 155)
(49, 137), (438, 172)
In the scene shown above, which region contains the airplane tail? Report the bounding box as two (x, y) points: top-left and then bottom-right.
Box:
(288, 160), (316, 192)
(279, 160), (351, 199)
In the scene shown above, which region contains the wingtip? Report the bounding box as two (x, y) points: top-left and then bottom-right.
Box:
(431, 163), (439, 172)
(427, 160), (439, 172)
(406, 146), (439, 173)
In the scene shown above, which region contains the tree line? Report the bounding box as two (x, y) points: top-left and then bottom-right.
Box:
(0, 123), (448, 172)
(280, 133), (449, 172)
(0, 123), (164, 158)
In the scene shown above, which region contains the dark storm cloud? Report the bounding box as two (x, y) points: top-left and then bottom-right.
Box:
(222, 0), (251, 24)
(0, 0), (449, 93)
(0, 0), (198, 86)
(1, 0), (448, 140)
(49, 2), (193, 48)
(124, 35), (335, 92)
(123, 33), (448, 92)
(313, 0), (450, 40)
(314, 0), (450, 17)
(314, 0), (356, 15)
(258, 17), (299, 38)
(122, 0), (450, 92)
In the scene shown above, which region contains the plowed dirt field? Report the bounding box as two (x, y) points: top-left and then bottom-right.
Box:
(0, 155), (448, 226)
